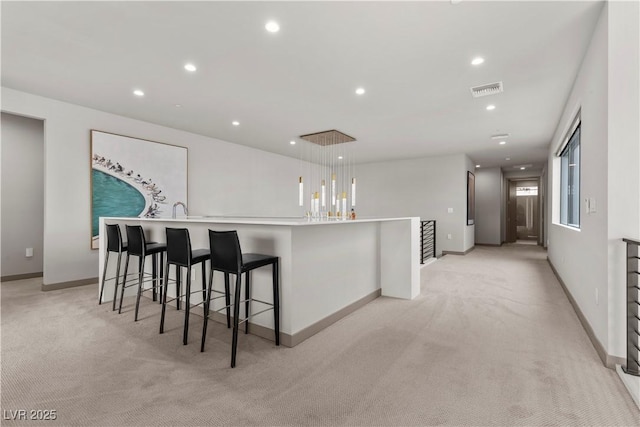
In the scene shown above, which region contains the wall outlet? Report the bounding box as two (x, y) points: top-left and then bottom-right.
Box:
(25, 248), (33, 257)
(447, 208), (453, 213)
(447, 233), (452, 240)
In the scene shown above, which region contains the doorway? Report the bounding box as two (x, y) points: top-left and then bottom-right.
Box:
(506, 179), (540, 244)
(1, 112), (45, 281)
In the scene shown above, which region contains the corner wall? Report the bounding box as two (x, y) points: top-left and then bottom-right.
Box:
(475, 167), (503, 245)
(606, 0), (640, 358)
(355, 153), (474, 256)
(1, 112), (44, 277)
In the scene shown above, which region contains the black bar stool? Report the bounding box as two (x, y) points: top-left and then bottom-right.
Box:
(118, 225), (167, 320)
(201, 230), (280, 368)
(160, 228), (210, 345)
(99, 224), (127, 311)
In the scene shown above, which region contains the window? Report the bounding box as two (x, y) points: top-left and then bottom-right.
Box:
(559, 123), (580, 228)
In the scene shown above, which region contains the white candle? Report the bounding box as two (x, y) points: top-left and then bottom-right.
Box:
(298, 177), (303, 207)
(351, 178), (356, 207)
(331, 174), (336, 206)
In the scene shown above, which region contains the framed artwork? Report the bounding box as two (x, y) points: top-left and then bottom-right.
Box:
(467, 171), (475, 226)
(90, 130), (187, 249)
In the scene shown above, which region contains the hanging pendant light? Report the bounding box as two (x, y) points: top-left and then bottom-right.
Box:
(296, 130), (357, 220)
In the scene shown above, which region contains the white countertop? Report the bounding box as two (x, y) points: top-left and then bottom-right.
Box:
(105, 216), (418, 226)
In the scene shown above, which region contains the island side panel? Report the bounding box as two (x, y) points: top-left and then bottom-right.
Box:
(290, 221), (379, 340)
(379, 218), (420, 299)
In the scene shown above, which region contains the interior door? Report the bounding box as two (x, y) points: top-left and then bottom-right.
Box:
(507, 180), (517, 243)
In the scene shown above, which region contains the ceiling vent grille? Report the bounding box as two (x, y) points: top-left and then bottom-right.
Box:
(470, 81), (504, 98)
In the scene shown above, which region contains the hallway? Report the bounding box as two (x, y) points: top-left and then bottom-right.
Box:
(1, 245), (637, 425)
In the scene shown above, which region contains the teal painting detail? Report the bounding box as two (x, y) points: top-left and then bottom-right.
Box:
(91, 169), (145, 237)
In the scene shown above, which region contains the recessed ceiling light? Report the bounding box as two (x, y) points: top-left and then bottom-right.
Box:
(471, 57), (484, 66)
(265, 21), (280, 33)
(290, 140), (296, 145)
(486, 105), (496, 111)
(499, 141), (506, 145)
(491, 133), (510, 139)
(520, 167), (526, 170)
(175, 104), (182, 108)
(506, 157), (511, 161)
(338, 156), (343, 160)
(232, 121), (240, 126)
(476, 164), (481, 168)
(184, 63), (197, 72)
(355, 87), (366, 95)
(133, 89), (144, 97)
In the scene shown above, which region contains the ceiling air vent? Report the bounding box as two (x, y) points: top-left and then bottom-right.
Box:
(470, 81), (504, 98)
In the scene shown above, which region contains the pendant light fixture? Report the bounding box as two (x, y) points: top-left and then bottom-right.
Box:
(296, 129), (357, 220)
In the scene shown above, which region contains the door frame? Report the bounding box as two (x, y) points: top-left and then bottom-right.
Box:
(505, 177), (542, 245)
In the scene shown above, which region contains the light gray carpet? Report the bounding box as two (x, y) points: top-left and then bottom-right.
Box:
(1, 245), (638, 426)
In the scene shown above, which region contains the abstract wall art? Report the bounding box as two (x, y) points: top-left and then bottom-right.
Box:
(90, 130), (187, 249)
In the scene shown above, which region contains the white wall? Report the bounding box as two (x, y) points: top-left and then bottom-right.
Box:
(606, 0), (640, 357)
(547, 2), (640, 360)
(1, 88), (306, 286)
(547, 4), (609, 353)
(475, 167), (502, 245)
(1, 112), (44, 277)
(355, 153), (474, 255)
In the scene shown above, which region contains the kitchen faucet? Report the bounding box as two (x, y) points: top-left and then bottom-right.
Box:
(172, 201), (188, 219)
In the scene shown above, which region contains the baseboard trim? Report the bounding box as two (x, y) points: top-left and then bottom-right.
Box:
(42, 277), (98, 292)
(547, 257), (618, 369)
(206, 288), (382, 348)
(475, 243), (503, 247)
(0, 272), (43, 282)
(289, 288), (382, 347)
(442, 246), (475, 256)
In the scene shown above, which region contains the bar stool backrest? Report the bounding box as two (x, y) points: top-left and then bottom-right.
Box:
(106, 224), (124, 253)
(208, 230), (242, 274)
(166, 228), (193, 267)
(125, 225), (147, 257)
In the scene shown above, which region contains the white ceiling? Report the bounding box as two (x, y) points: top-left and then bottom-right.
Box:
(1, 1), (604, 170)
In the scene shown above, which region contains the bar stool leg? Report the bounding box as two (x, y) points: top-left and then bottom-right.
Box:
(133, 256), (146, 320)
(99, 252), (110, 305)
(176, 271), (182, 311)
(160, 262), (171, 334)
(114, 253), (129, 312)
(119, 254), (136, 314)
(183, 266), (192, 345)
(158, 253), (164, 304)
(245, 271), (251, 334)
(224, 273), (231, 328)
(231, 273), (242, 368)
(201, 266), (215, 352)
(201, 261), (207, 317)
(152, 254), (158, 302)
(273, 260), (280, 346)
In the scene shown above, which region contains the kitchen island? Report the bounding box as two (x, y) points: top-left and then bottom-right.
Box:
(98, 216), (419, 347)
